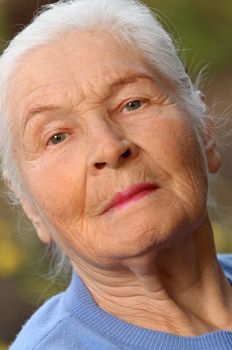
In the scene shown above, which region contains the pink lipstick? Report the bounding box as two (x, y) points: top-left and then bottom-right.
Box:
(103, 183), (158, 213)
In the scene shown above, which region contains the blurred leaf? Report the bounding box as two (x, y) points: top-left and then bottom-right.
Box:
(0, 341), (8, 350)
(0, 219), (13, 239)
(0, 239), (25, 277)
(144, 0), (232, 73)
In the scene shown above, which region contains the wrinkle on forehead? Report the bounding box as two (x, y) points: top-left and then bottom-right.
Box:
(10, 29), (150, 88)
(8, 29), (173, 136)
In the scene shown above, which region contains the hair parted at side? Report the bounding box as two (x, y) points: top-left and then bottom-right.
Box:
(0, 0), (209, 202)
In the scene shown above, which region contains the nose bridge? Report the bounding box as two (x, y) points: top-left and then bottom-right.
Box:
(86, 112), (122, 147)
(84, 111), (133, 170)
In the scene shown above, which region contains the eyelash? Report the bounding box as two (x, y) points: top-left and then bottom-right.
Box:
(112, 98), (147, 117)
(45, 129), (71, 147)
(122, 99), (145, 113)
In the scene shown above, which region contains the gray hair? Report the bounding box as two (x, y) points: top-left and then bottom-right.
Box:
(0, 0), (216, 274)
(0, 0), (208, 201)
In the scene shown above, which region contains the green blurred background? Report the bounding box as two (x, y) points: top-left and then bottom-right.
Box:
(0, 0), (231, 348)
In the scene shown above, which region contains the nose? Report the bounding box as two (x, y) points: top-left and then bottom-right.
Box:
(87, 119), (139, 172)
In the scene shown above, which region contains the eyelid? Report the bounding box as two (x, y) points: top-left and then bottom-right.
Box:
(44, 129), (72, 147)
(122, 99), (146, 113)
(47, 132), (70, 146)
(111, 98), (147, 115)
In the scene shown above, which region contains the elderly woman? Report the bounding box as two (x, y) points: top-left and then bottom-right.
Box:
(1, 0), (232, 349)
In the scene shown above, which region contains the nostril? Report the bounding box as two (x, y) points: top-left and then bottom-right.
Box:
(94, 148), (131, 170)
(122, 149), (131, 158)
(95, 162), (106, 169)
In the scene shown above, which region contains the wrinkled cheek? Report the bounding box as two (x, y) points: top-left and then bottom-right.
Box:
(46, 211), (101, 263)
(22, 162), (87, 222)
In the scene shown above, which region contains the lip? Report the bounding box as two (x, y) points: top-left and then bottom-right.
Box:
(102, 182), (159, 214)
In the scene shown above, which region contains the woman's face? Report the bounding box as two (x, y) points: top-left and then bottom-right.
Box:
(10, 30), (219, 268)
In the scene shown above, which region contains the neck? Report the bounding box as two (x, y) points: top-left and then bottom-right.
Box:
(72, 216), (232, 336)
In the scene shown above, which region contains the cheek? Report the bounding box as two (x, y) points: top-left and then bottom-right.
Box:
(138, 110), (207, 180)
(134, 110), (208, 210)
(21, 149), (87, 220)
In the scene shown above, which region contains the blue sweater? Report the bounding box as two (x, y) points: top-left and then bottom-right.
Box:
(10, 254), (232, 349)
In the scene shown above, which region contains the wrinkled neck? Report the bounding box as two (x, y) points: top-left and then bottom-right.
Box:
(71, 216), (232, 336)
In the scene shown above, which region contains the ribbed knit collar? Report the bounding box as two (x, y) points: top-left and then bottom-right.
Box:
(62, 255), (232, 350)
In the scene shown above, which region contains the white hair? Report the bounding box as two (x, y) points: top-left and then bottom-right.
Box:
(0, 0), (220, 277)
(0, 0), (209, 202)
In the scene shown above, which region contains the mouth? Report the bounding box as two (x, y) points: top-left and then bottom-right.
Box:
(102, 182), (159, 214)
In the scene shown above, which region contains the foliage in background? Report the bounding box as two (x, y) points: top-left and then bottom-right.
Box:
(0, 0), (231, 347)
(144, 0), (232, 75)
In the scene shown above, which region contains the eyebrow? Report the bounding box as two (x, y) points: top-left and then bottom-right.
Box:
(23, 105), (66, 132)
(23, 72), (154, 130)
(110, 72), (153, 89)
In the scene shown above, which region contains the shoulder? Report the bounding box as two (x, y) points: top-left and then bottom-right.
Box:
(9, 291), (82, 350)
(218, 253), (232, 283)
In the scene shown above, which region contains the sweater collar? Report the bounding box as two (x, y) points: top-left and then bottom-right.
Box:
(62, 255), (232, 350)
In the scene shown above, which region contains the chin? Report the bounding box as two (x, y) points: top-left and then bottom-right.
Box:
(95, 207), (206, 262)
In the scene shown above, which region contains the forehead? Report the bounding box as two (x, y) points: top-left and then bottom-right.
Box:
(10, 30), (152, 105)
(7, 30), (159, 130)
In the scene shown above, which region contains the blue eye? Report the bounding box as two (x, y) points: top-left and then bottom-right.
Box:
(124, 100), (143, 112)
(49, 133), (69, 145)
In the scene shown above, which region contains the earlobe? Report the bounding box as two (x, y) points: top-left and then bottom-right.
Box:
(205, 140), (221, 174)
(203, 120), (221, 174)
(2, 174), (52, 245)
(20, 197), (52, 245)
(31, 217), (52, 245)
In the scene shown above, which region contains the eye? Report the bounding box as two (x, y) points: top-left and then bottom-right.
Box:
(48, 132), (69, 145)
(123, 100), (143, 112)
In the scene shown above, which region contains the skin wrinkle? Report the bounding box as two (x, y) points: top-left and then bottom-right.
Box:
(8, 29), (232, 336)
(22, 80), (165, 160)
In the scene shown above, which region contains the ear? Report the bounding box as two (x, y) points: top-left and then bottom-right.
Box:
(2, 173), (52, 244)
(203, 120), (221, 174)
(21, 197), (52, 245)
(196, 91), (221, 174)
